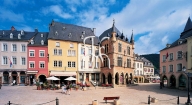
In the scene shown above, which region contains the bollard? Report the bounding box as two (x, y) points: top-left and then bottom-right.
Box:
(8, 101), (11, 105)
(56, 97), (59, 105)
(148, 95), (150, 105)
(177, 96), (179, 105)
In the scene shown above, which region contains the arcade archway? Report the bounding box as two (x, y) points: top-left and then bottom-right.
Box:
(107, 73), (112, 84)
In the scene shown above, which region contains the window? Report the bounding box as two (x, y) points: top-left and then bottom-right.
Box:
(95, 50), (99, 56)
(104, 58), (108, 67)
(71, 50), (75, 56)
(137, 63), (139, 68)
(68, 61), (71, 67)
(58, 61), (62, 67)
(3, 43), (8, 51)
(163, 66), (166, 73)
(39, 62), (45, 68)
(39, 50), (45, 57)
(29, 61), (35, 68)
(54, 61), (57, 67)
(117, 57), (122, 67)
(118, 43), (121, 52)
(81, 60), (83, 69)
(81, 48), (85, 55)
(2, 56), (8, 65)
(127, 59), (131, 68)
(169, 65), (173, 72)
(70, 43), (74, 48)
(29, 50), (35, 57)
(127, 46), (130, 55)
(140, 71), (142, 75)
(56, 42), (60, 47)
(54, 49), (57, 55)
(137, 70), (139, 76)
(21, 44), (26, 52)
(72, 62), (75, 67)
(12, 56), (17, 65)
(58, 49), (62, 55)
(89, 49), (92, 55)
(12, 44), (17, 52)
(140, 64), (142, 68)
(21, 57), (26, 65)
(177, 63), (182, 71)
(105, 44), (108, 53)
(177, 51), (182, 59)
(68, 50), (75, 56)
(169, 53), (173, 60)
(89, 61), (92, 68)
(163, 55), (166, 62)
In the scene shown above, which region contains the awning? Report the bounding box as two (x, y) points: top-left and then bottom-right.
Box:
(27, 71), (38, 74)
(50, 71), (76, 76)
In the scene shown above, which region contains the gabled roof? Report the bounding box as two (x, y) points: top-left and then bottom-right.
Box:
(48, 20), (99, 45)
(183, 17), (192, 32)
(161, 17), (192, 51)
(99, 20), (131, 43)
(0, 29), (37, 41)
(28, 32), (49, 46)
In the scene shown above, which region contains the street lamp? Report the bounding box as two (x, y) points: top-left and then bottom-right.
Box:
(183, 67), (191, 105)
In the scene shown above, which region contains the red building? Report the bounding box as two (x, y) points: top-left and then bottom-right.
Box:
(27, 32), (49, 85)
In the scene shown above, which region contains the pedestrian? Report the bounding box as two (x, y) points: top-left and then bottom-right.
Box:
(66, 84), (70, 95)
(13, 80), (16, 86)
(160, 81), (162, 89)
(0, 83), (2, 89)
(81, 81), (85, 90)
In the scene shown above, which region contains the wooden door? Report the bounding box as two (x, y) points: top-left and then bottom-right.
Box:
(86, 74), (89, 81)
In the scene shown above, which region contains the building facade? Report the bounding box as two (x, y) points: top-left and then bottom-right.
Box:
(160, 17), (192, 88)
(134, 55), (144, 83)
(0, 27), (36, 85)
(99, 20), (135, 87)
(27, 32), (49, 85)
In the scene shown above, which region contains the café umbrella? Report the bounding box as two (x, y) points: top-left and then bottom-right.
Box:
(64, 76), (77, 81)
(46, 76), (60, 80)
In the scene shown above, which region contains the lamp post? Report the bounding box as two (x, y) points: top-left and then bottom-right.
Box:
(183, 67), (191, 105)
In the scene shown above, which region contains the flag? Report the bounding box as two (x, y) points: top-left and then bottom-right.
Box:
(166, 52), (169, 59)
(8, 57), (12, 68)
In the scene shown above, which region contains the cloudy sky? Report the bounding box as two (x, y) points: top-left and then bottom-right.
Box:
(0, 0), (192, 54)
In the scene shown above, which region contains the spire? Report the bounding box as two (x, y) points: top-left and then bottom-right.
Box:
(112, 19), (115, 33)
(130, 30), (134, 44)
(183, 17), (192, 32)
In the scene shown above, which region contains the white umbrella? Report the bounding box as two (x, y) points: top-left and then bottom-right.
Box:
(65, 76), (77, 81)
(46, 76), (60, 80)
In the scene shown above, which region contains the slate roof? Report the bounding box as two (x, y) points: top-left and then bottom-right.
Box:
(48, 20), (99, 45)
(135, 54), (154, 67)
(161, 17), (192, 51)
(28, 32), (49, 46)
(99, 20), (131, 43)
(0, 29), (37, 41)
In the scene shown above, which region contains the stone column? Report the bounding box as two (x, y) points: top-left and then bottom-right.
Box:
(9, 72), (12, 84)
(17, 72), (20, 85)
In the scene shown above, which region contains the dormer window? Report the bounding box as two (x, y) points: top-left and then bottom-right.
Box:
(68, 33), (72, 37)
(21, 30), (24, 35)
(31, 40), (34, 45)
(41, 40), (44, 45)
(80, 35), (84, 39)
(63, 27), (66, 30)
(3, 31), (4, 35)
(178, 40), (182, 44)
(55, 31), (58, 36)
(18, 34), (21, 39)
(56, 42), (60, 47)
(10, 33), (13, 39)
(41, 34), (43, 37)
(70, 43), (74, 48)
(166, 44), (171, 48)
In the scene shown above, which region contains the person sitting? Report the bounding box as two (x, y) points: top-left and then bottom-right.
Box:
(12, 80), (16, 86)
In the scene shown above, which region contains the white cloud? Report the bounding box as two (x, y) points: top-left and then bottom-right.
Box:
(16, 25), (34, 31)
(80, 0), (192, 54)
(42, 5), (73, 19)
(0, 9), (24, 22)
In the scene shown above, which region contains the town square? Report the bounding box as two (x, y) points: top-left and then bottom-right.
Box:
(0, 0), (192, 105)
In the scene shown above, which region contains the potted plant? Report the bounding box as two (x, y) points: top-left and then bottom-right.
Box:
(36, 82), (40, 90)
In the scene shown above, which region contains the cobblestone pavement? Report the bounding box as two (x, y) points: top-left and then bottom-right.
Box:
(0, 83), (190, 105)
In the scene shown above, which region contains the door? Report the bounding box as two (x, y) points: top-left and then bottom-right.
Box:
(0, 77), (2, 84)
(86, 73), (89, 81)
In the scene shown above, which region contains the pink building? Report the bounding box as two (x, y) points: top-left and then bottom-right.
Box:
(160, 17), (192, 88)
(27, 32), (49, 85)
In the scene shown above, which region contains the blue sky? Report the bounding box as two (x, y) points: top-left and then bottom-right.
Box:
(0, 0), (192, 54)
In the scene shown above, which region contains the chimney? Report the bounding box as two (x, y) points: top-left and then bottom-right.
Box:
(93, 28), (96, 35)
(35, 28), (38, 32)
(11, 26), (15, 31)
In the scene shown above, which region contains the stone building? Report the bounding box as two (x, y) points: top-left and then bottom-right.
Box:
(99, 20), (135, 87)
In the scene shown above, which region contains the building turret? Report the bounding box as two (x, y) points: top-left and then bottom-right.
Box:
(130, 30), (134, 49)
(111, 19), (116, 42)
